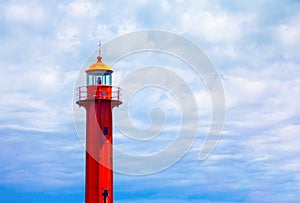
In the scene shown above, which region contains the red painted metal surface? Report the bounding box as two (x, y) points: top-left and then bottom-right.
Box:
(77, 84), (121, 203)
(77, 86), (121, 102)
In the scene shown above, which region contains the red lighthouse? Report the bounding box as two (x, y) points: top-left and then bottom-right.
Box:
(76, 52), (121, 203)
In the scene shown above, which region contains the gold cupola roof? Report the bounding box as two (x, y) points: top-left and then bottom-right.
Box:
(85, 55), (113, 73)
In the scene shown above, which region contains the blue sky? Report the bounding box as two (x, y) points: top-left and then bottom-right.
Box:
(1, 0), (300, 202)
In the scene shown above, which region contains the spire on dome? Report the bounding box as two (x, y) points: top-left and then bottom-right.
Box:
(98, 40), (102, 56)
(85, 41), (113, 73)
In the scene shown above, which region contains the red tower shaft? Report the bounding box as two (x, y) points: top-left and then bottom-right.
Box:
(77, 53), (121, 203)
(83, 100), (115, 203)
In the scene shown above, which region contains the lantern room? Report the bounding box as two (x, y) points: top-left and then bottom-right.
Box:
(86, 71), (112, 86)
(85, 55), (113, 86)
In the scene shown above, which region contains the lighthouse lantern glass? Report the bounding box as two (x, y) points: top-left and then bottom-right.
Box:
(86, 71), (112, 86)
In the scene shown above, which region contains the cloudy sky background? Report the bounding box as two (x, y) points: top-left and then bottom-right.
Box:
(1, 0), (300, 202)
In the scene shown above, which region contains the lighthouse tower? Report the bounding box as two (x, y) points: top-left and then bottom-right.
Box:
(76, 50), (121, 203)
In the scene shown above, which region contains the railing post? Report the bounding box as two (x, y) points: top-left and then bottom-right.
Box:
(79, 87), (81, 101)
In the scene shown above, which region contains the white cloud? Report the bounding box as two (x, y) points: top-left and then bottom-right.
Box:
(0, 131), (84, 190)
(278, 24), (300, 46)
(276, 12), (300, 62)
(224, 75), (267, 108)
(177, 1), (258, 44)
(58, 0), (103, 18)
(3, 2), (46, 25)
(182, 11), (242, 43)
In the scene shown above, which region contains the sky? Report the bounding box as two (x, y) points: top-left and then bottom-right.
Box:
(0, 0), (300, 202)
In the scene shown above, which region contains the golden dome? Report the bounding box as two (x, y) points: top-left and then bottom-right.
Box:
(86, 55), (112, 73)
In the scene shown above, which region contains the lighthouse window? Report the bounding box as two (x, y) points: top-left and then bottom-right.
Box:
(103, 72), (112, 85)
(87, 74), (94, 86)
(103, 126), (108, 135)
